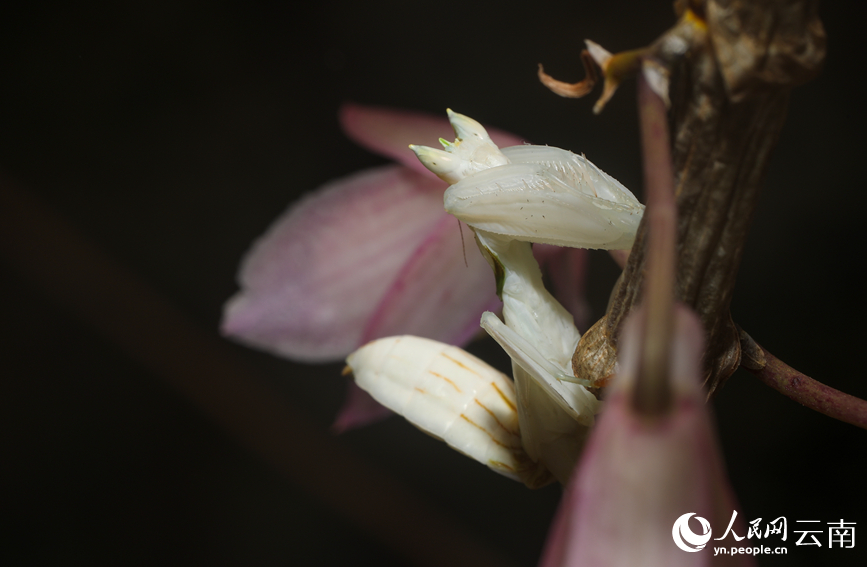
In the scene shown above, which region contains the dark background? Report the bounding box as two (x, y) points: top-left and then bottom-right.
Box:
(1, 1), (865, 565)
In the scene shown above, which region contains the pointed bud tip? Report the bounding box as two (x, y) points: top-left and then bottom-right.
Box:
(585, 39), (613, 68)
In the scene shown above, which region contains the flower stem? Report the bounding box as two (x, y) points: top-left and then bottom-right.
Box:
(632, 74), (676, 417)
(745, 348), (867, 430)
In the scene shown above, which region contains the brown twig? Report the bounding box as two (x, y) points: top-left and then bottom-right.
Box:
(573, 4), (825, 398)
(745, 347), (867, 430)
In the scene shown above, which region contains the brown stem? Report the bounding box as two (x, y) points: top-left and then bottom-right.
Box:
(573, 2), (825, 397)
(745, 348), (867, 431)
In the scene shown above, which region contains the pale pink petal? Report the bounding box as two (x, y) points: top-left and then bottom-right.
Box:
(540, 306), (754, 567)
(332, 381), (393, 433)
(533, 244), (590, 331)
(221, 164), (446, 362)
(332, 215), (502, 433)
(340, 103), (525, 177)
(361, 215), (501, 346)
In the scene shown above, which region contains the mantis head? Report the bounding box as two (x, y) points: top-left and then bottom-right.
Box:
(409, 109), (509, 184)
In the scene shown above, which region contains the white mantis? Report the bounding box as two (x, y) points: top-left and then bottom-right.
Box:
(345, 110), (643, 485)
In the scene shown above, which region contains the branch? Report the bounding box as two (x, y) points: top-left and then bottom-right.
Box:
(570, 3), (826, 398)
(743, 346), (867, 430)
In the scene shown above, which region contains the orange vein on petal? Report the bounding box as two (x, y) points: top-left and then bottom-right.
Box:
(442, 353), (481, 376)
(460, 414), (522, 450)
(490, 382), (517, 413)
(474, 399), (519, 437)
(429, 371), (462, 392)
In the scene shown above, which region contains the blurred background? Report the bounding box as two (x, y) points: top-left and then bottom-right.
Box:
(1, 1), (865, 565)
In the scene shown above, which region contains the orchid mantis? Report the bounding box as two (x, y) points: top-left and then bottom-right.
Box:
(345, 110), (644, 485)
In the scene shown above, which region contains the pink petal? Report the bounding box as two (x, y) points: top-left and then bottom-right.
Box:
(533, 244), (590, 331)
(361, 216), (501, 346)
(332, 218), (501, 433)
(221, 164), (446, 362)
(332, 381), (393, 433)
(340, 103), (525, 177)
(540, 306), (754, 567)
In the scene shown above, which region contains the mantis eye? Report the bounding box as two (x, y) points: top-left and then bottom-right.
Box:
(446, 108), (491, 142)
(409, 109), (510, 184)
(408, 145), (463, 184)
